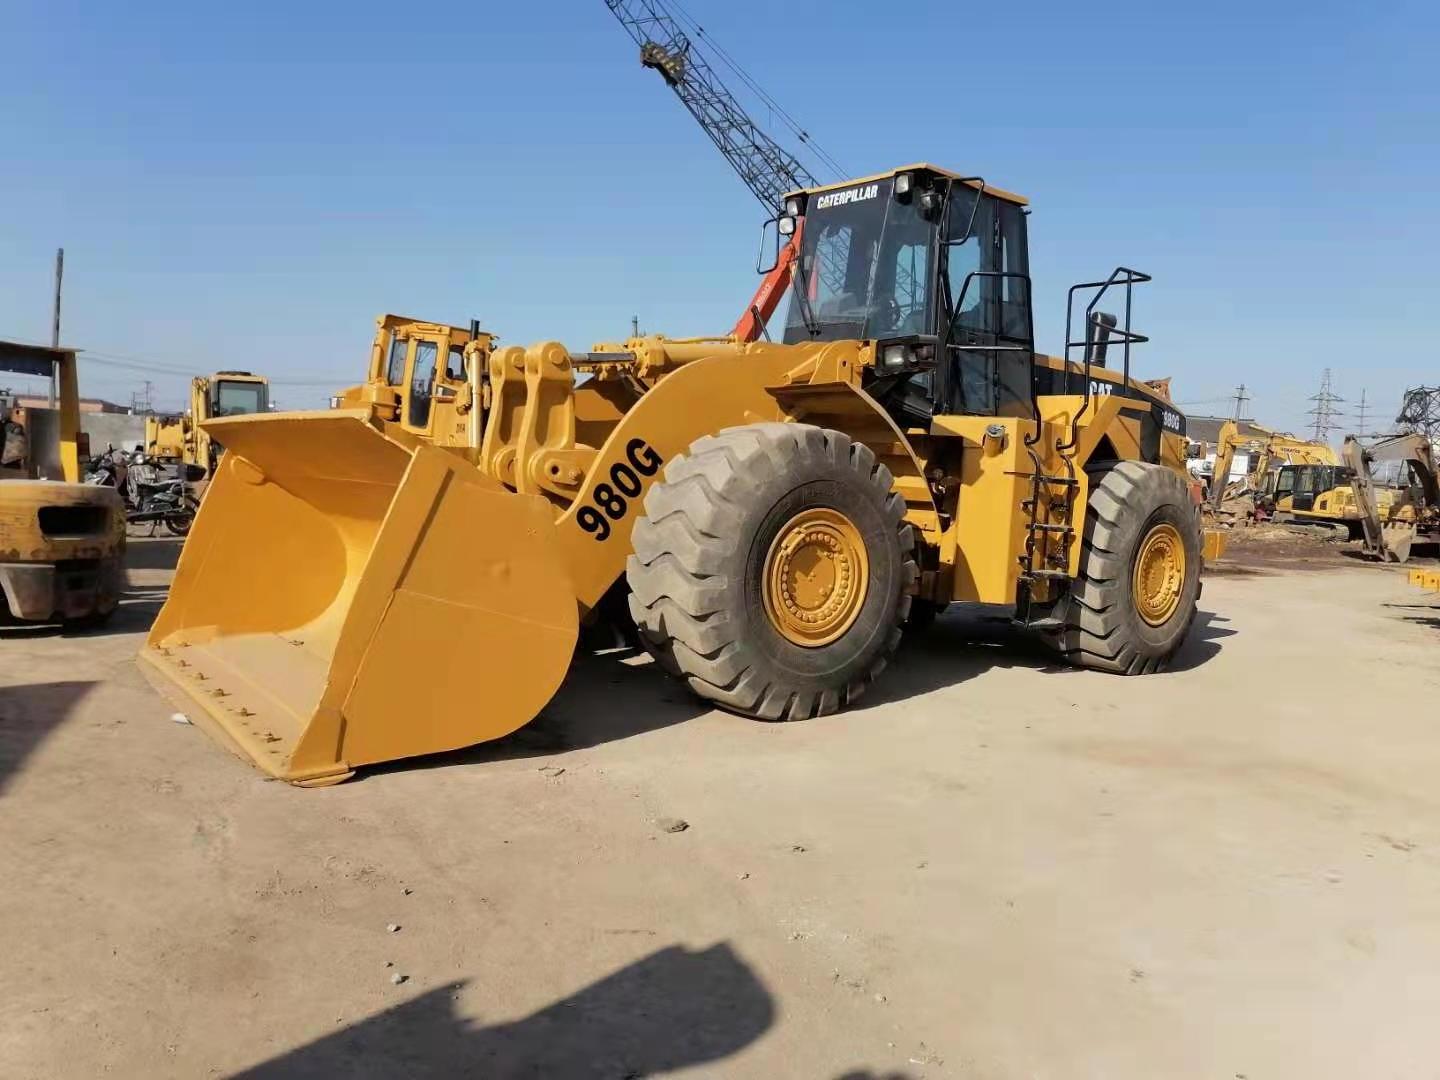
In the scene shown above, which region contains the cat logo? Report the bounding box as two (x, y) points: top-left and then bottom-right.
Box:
(814, 183), (880, 210)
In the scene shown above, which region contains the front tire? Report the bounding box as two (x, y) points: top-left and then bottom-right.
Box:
(163, 495), (199, 537)
(1046, 461), (1201, 674)
(626, 423), (917, 721)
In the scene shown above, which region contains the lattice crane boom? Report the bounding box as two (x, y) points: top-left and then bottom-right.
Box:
(605, 0), (818, 211)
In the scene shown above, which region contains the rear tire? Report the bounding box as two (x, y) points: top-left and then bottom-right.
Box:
(1045, 461), (1201, 674)
(626, 423), (917, 721)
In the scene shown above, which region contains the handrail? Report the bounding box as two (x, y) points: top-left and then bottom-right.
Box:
(1058, 267), (1151, 453)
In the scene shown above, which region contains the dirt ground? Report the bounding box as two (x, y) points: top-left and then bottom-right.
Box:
(1208, 521), (1369, 574)
(3, 536), (1439, 1079)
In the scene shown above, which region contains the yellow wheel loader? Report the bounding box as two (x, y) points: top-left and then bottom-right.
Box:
(331, 314), (491, 456)
(140, 165), (1223, 785)
(1, 341), (125, 626)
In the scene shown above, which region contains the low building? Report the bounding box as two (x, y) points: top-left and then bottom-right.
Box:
(13, 394), (130, 415)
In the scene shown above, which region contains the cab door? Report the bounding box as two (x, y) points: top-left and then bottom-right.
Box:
(939, 191), (1033, 420)
(399, 330), (472, 445)
(422, 338), (475, 452)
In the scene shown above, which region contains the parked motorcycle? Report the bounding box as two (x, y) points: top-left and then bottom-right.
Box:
(86, 447), (199, 536)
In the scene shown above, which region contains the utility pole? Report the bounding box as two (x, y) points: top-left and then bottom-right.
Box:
(1306, 368), (1345, 442)
(1355, 388), (1369, 437)
(1231, 383), (1251, 421)
(49, 247), (63, 406)
(130, 381), (155, 415)
(631, 315), (640, 339)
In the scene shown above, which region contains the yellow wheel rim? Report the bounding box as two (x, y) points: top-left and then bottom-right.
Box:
(763, 507), (869, 647)
(1132, 521), (1186, 627)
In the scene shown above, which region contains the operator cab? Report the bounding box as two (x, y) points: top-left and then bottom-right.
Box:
(777, 165), (1034, 426)
(1271, 463), (1351, 511)
(211, 372), (270, 417)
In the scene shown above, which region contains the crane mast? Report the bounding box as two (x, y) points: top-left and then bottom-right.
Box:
(604, 0), (847, 341)
(604, 0), (818, 212)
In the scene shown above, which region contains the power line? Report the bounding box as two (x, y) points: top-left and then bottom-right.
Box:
(0, 331), (351, 388)
(130, 380), (156, 415)
(1396, 385), (1440, 444)
(1231, 383), (1251, 421)
(1176, 396), (1236, 407)
(1306, 368), (1345, 442)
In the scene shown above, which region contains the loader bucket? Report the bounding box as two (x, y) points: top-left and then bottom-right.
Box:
(140, 411), (579, 785)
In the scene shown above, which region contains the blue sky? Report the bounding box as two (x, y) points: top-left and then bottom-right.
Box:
(1, 0), (1436, 435)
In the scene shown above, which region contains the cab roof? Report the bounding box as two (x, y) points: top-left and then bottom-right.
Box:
(787, 163), (1029, 207)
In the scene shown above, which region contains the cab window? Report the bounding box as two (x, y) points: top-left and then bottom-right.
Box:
(810, 223), (856, 318)
(214, 381), (265, 417)
(446, 345), (466, 382)
(945, 188), (995, 335)
(386, 336), (409, 386)
(998, 202), (1030, 341)
(408, 341), (438, 428)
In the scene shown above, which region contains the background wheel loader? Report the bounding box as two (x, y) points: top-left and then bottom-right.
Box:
(330, 314), (493, 456)
(141, 164), (1223, 785)
(145, 370), (271, 478)
(1, 340), (125, 626)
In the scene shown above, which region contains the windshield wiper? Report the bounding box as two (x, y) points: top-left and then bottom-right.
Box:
(790, 253), (822, 339)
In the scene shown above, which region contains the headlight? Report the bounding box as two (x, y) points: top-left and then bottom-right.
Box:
(784, 197), (802, 217)
(881, 344), (912, 370)
(894, 172), (914, 197)
(777, 215), (796, 236)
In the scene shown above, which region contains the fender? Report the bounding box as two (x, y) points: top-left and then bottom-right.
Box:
(550, 345), (940, 610)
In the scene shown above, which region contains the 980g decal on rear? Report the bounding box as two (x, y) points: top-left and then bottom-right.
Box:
(576, 438), (664, 541)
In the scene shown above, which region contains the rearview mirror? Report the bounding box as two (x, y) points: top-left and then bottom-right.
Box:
(754, 216), (782, 275)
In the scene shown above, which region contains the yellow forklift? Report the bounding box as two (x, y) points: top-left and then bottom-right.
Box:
(0, 341), (125, 625)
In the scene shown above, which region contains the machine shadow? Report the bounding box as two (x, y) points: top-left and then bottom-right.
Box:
(0, 680), (96, 798)
(861, 606), (1063, 706)
(1166, 609), (1234, 672)
(231, 942), (774, 1080)
(123, 536), (185, 571)
(376, 602), (1231, 780)
(0, 536), (179, 639)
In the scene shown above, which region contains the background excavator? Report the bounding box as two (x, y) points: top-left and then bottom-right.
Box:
(1205, 420), (1336, 511)
(1344, 432), (1439, 562)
